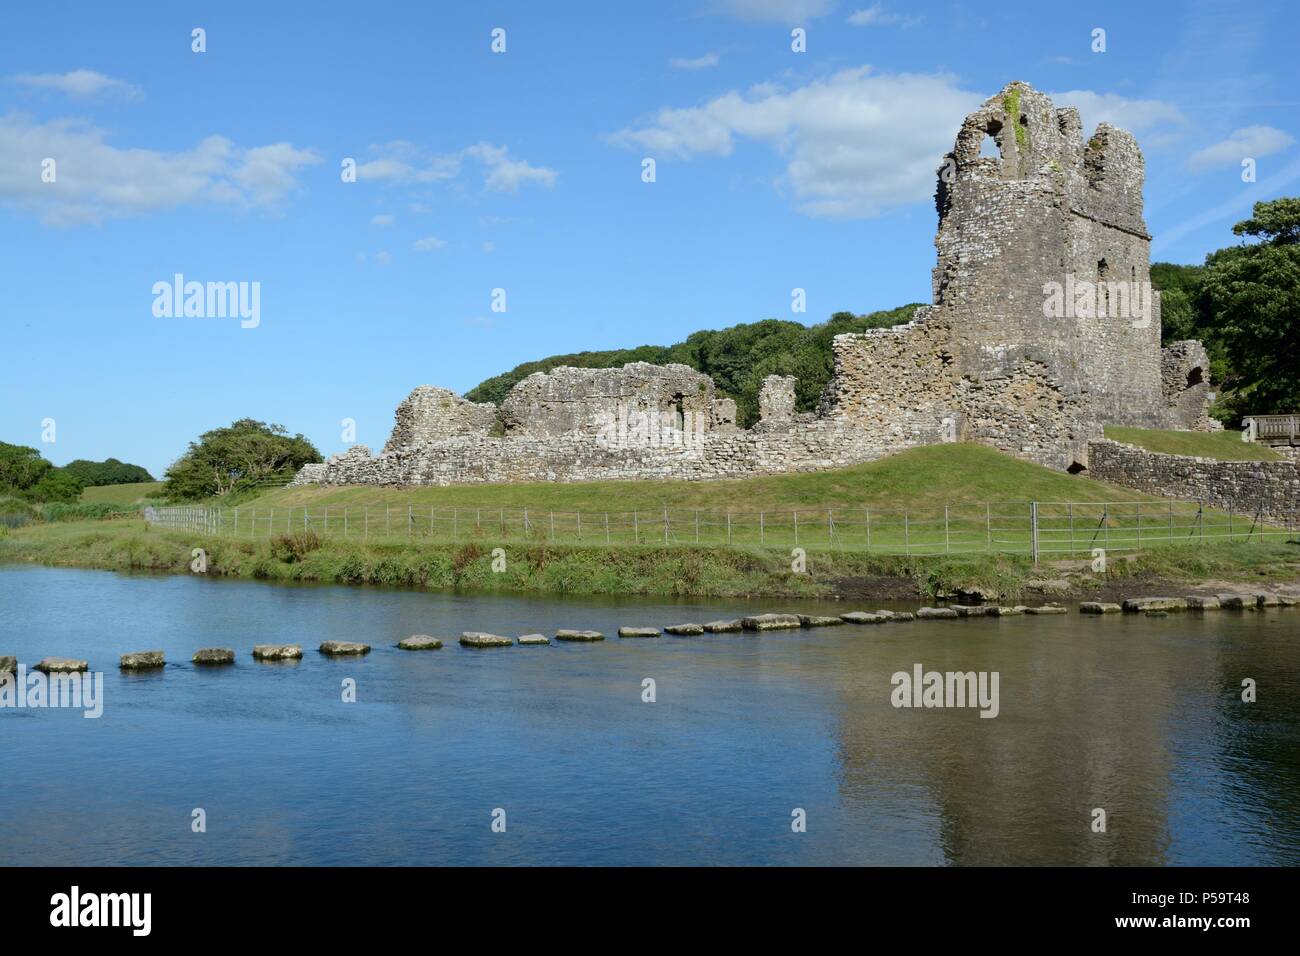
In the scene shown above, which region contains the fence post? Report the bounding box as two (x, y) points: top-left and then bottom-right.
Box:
(408, 506), (412, 537)
(793, 510), (798, 547)
(576, 512), (581, 542)
(605, 512), (610, 544)
(663, 508), (669, 545)
(1030, 501), (1040, 565)
(865, 507), (871, 552)
(903, 511), (909, 555)
(550, 511), (555, 541)
(633, 511), (638, 543)
(944, 506), (950, 554)
(726, 512), (732, 546)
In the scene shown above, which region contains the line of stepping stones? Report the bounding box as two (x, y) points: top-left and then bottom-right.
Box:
(3, 592), (1293, 674)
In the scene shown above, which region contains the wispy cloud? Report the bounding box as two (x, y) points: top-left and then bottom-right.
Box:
(370, 213), (396, 226)
(846, 4), (921, 28)
(358, 141), (556, 193)
(413, 236), (447, 252)
(0, 113), (319, 225)
(670, 52), (720, 70)
(1187, 126), (1294, 172)
(711, 0), (834, 21)
(10, 68), (140, 99)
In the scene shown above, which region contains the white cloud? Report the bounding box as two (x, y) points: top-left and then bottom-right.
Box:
(482, 240), (495, 253)
(11, 69), (140, 99)
(358, 140), (556, 193)
(608, 70), (1183, 219)
(413, 236), (447, 252)
(712, 0), (834, 21)
(1187, 126), (1295, 172)
(370, 213), (396, 226)
(374, 250), (393, 266)
(670, 52), (721, 70)
(0, 113), (320, 225)
(1048, 90), (1187, 138)
(607, 66), (980, 218)
(846, 4), (921, 27)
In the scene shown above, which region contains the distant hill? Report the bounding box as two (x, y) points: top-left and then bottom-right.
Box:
(465, 305), (923, 427)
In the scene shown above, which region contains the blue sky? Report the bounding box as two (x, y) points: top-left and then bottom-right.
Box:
(3, 0), (1298, 478)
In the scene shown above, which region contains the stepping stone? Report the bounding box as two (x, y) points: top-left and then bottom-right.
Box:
(1122, 597), (1187, 613)
(798, 615), (845, 627)
(0, 656), (16, 675)
(954, 606), (997, 617)
(1217, 594), (1249, 609)
(397, 635), (443, 650)
(120, 651), (165, 670)
(34, 657), (88, 673)
(991, 607), (1022, 616)
(518, 634), (550, 646)
(1277, 595), (1300, 607)
(886, 611), (915, 622)
(840, 611), (886, 624)
(460, 632), (513, 648)
(664, 623), (705, 635)
(1145, 610), (1169, 618)
(1079, 602), (1121, 614)
(916, 607), (958, 619)
(555, 629), (604, 642)
(618, 627), (661, 638)
(1024, 605), (1067, 615)
(252, 645), (303, 661)
(703, 620), (743, 633)
(741, 614), (803, 631)
(319, 641), (370, 656)
(1186, 596), (1221, 611)
(192, 648), (235, 666)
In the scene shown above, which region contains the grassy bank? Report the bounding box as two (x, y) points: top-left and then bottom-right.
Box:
(1103, 426), (1282, 461)
(3, 516), (1297, 601)
(80, 481), (165, 504)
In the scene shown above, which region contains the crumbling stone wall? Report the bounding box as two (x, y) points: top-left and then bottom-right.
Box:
(1161, 341), (1219, 432)
(1088, 440), (1300, 519)
(758, 376), (798, 423)
(383, 386), (497, 453)
(499, 363), (730, 437)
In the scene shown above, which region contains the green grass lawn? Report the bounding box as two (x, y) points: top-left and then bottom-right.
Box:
(1103, 426), (1282, 461)
(80, 481), (165, 505)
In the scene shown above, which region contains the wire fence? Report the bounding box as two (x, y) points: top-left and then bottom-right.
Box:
(144, 499), (1300, 561)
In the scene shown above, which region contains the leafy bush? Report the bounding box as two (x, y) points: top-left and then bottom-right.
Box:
(41, 501), (141, 522)
(62, 458), (154, 486)
(269, 530), (322, 563)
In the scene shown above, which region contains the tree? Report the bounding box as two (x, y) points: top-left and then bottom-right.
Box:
(27, 470), (84, 503)
(62, 458), (154, 486)
(163, 419), (322, 500)
(1196, 198), (1300, 419)
(0, 441), (52, 491)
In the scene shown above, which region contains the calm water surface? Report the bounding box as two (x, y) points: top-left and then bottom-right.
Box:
(2, 565), (1297, 866)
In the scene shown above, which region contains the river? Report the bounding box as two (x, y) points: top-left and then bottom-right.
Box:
(2, 565), (1297, 865)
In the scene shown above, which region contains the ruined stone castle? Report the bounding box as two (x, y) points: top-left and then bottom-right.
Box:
(292, 82), (1214, 489)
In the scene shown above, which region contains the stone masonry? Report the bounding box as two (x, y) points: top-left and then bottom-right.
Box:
(291, 82), (1216, 490)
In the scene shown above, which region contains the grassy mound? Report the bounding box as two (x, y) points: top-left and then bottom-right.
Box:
(1103, 426), (1282, 462)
